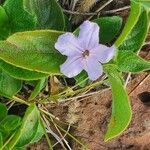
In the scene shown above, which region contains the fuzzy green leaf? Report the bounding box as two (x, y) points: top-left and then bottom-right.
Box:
(117, 51), (150, 73)
(118, 9), (150, 52)
(0, 60), (48, 80)
(0, 6), (8, 27)
(74, 71), (88, 87)
(115, 1), (141, 47)
(0, 132), (3, 148)
(0, 103), (8, 122)
(3, 0), (36, 33)
(23, 0), (65, 30)
(0, 6), (10, 40)
(0, 115), (21, 133)
(133, 0), (150, 10)
(93, 16), (123, 44)
(0, 69), (22, 98)
(7, 104), (40, 148)
(30, 121), (44, 144)
(28, 78), (46, 100)
(104, 65), (132, 141)
(0, 30), (66, 75)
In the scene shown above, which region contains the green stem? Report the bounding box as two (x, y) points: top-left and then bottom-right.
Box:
(57, 77), (89, 96)
(48, 79), (105, 101)
(40, 118), (53, 150)
(41, 110), (87, 149)
(40, 108), (59, 120)
(40, 108), (79, 129)
(56, 123), (87, 149)
(12, 96), (30, 106)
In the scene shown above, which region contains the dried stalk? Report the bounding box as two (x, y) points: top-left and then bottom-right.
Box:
(72, 0), (98, 24)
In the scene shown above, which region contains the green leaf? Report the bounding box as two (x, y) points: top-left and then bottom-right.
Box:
(13, 147), (24, 150)
(0, 115), (21, 133)
(28, 78), (46, 100)
(0, 6), (10, 40)
(0, 103), (8, 122)
(3, 0), (36, 33)
(64, 15), (71, 31)
(115, 1), (141, 47)
(30, 121), (44, 144)
(117, 51), (150, 73)
(0, 6), (8, 27)
(74, 71), (88, 87)
(7, 104), (40, 148)
(133, 0), (150, 10)
(0, 132), (3, 148)
(0, 69), (22, 98)
(0, 60), (48, 80)
(118, 9), (150, 52)
(104, 65), (132, 141)
(0, 30), (66, 74)
(23, 0), (65, 30)
(93, 16), (123, 44)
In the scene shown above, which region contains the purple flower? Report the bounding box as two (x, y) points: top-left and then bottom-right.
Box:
(55, 21), (116, 81)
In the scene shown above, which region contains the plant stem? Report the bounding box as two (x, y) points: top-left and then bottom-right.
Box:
(47, 79), (105, 102)
(43, 113), (87, 149)
(57, 77), (89, 96)
(48, 116), (70, 150)
(40, 118), (53, 150)
(103, 6), (130, 15)
(12, 96), (30, 105)
(56, 123), (87, 149)
(63, 5), (130, 16)
(40, 108), (60, 120)
(88, 0), (114, 20)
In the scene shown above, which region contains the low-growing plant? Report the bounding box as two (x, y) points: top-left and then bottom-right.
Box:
(0, 0), (150, 149)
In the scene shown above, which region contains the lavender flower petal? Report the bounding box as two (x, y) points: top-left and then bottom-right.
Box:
(60, 56), (83, 78)
(78, 21), (99, 49)
(91, 45), (116, 63)
(55, 20), (115, 81)
(55, 33), (83, 56)
(82, 57), (103, 80)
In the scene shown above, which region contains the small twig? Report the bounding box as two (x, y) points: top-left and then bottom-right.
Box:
(40, 118), (53, 150)
(41, 110), (87, 149)
(61, 87), (110, 102)
(63, 9), (98, 16)
(63, 5), (130, 16)
(125, 73), (132, 87)
(50, 117), (72, 150)
(103, 6), (130, 15)
(7, 101), (15, 110)
(129, 74), (150, 95)
(42, 115), (67, 149)
(57, 79), (105, 101)
(88, 0), (114, 20)
(55, 123), (87, 149)
(57, 77), (89, 97)
(40, 107), (60, 121)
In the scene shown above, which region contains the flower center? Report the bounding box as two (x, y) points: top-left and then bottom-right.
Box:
(82, 50), (89, 58)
